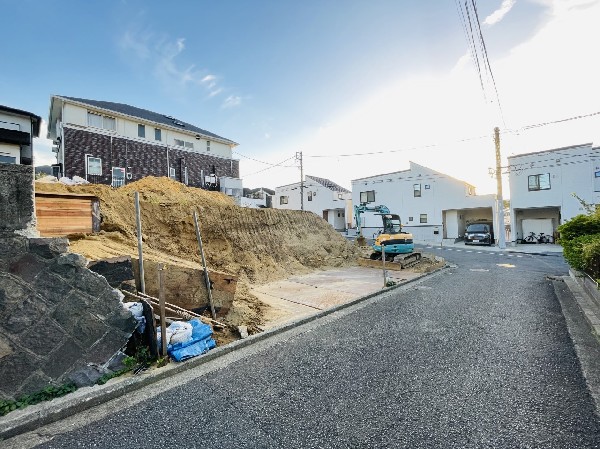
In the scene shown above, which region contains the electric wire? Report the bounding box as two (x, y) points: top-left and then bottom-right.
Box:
(243, 155), (297, 177)
(471, 0), (506, 127)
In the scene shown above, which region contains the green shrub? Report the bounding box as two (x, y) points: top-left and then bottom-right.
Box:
(562, 233), (600, 274)
(582, 237), (600, 280)
(558, 214), (600, 241)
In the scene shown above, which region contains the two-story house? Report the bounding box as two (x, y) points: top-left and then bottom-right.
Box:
(0, 105), (41, 165)
(352, 162), (496, 243)
(507, 143), (599, 243)
(47, 96), (242, 198)
(274, 175), (352, 230)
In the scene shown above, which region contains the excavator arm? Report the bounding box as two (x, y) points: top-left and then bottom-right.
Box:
(353, 204), (390, 237)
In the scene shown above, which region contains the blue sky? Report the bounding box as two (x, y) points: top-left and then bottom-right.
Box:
(2, 0), (599, 194)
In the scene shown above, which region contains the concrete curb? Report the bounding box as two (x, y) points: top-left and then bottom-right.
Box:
(0, 263), (448, 440)
(554, 274), (600, 414)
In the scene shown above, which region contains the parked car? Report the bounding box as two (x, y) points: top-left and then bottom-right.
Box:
(464, 222), (494, 246)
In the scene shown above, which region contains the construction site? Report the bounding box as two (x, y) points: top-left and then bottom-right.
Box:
(1, 170), (443, 408)
(35, 176), (442, 334)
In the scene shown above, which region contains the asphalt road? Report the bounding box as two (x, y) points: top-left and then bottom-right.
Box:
(20, 248), (600, 448)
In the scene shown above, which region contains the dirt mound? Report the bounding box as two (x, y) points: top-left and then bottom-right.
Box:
(35, 177), (359, 328)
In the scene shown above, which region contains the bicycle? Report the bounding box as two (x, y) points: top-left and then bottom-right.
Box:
(538, 232), (553, 244)
(523, 232), (538, 243)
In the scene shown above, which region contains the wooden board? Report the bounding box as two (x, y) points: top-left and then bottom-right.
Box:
(36, 195), (94, 237)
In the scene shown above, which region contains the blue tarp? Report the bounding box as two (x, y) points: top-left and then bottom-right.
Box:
(167, 318), (216, 362)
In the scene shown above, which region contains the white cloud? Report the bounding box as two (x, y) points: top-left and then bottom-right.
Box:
(484, 0), (517, 25)
(119, 29), (236, 101)
(33, 120), (56, 166)
(222, 95), (242, 109)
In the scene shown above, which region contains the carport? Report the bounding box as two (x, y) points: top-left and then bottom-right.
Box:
(512, 207), (560, 243)
(443, 207), (494, 240)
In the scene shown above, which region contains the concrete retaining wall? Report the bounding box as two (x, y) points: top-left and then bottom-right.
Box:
(0, 163), (37, 237)
(0, 237), (136, 400)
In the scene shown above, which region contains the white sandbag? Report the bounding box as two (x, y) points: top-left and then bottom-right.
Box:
(123, 302), (144, 318)
(168, 321), (193, 345)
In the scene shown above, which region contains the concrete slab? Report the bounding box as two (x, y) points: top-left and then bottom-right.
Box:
(252, 266), (424, 330)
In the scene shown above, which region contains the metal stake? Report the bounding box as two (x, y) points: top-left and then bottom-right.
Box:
(193, 211), (216, 320)
(134, 191), (145, 294)
(382, 244), (387, 288)
(158, 263), (167, 358)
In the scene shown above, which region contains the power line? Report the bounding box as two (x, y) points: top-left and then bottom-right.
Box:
(235, 110), (600, 166)
(470, 0), (506, 127)
(242, 155), (297, 177)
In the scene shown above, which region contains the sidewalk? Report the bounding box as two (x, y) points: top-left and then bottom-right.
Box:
(416, 239), (563, 256)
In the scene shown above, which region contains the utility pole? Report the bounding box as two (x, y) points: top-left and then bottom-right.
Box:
(494, 127), (506, 249)
(296, 151), (304, 211)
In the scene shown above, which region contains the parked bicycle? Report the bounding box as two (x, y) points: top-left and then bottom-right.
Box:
(522, 232), (554, 244)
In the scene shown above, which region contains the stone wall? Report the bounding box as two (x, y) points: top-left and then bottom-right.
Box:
(0, 163), (36, 237)
(63, 127), (240, 187)
(0, 237), (136, 400)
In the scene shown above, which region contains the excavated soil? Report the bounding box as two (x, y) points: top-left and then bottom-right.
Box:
(36, 177), (360, 331)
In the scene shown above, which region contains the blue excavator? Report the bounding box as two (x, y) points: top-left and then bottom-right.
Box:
(353, 204), (421, 266)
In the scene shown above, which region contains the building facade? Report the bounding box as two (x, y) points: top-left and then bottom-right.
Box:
(0, 105), (41, 166)
(275, 175), (352, 230)
(508, 143), (599, 243)
(352, 162), (496, 243)
(47, 96), (241, 197)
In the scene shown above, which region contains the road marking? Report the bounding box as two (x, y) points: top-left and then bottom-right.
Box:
(507, 254), (513, 257)
(497, 263), (515, 268)
(466, 250), (473, 253)
(455, 249), (462, 252)
(446, 249), (453, 251)
(470, 268), (489, 272)
(517, 255), (523, 258)
(477, 251), (482, 254)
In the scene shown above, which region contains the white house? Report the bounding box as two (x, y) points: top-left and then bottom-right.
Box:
(351, 161), (497, 243)
(0, 105), (41, 166)
(274, 175), (352, 230)
(46, 96), (242, 200)
(241, 187), (274, 208)
(508, 143), (599, 243)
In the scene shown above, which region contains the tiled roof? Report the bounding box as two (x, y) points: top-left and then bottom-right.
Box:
(306, 175), (350, 193)
(59, 96), (237, 145)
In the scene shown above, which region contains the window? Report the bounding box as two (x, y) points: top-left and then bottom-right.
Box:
(337, 193), (344, 200)
(308, 191), (313, 201)
(425, 184), (430, 190)
(528, 173), (550, 191)
(360, 190), (375, 203)
(111, 167), (125, 188)
(174, 139), (195, 150)
(138, 124), (145, 138)
(420, 214), (427, 223)
(280, 196), (288, 205)
(413, 184), (421, 197)
(155, 128), (162, 141)
(169, 167), (176, 179)
(0, 154), (16, 164)
(86, 156), (102, 176)
(207, 141), (211, 151)
(408, 217), (413, 222)
(87, 112), (115, 131)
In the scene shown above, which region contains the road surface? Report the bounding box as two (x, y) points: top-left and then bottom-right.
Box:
(11, 247), (600, 448)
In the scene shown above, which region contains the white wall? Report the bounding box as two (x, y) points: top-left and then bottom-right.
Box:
(62, 101), (233, 159)
(274, 178), (350, 229)
(0, 112), (31, 133)
(351, 162), (495, 242)
(0, 143), (20, 163)
(509, 143), (600, 225)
